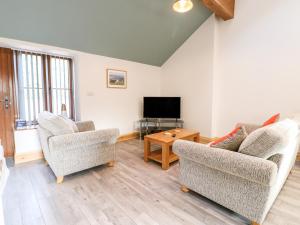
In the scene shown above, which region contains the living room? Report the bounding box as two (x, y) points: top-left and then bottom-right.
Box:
(1, 0), (300, 225)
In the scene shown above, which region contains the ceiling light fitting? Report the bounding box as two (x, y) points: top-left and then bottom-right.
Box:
(173, 0), (193, 13)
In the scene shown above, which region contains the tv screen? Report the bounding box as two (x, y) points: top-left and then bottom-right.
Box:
(143, 97), (181, 119)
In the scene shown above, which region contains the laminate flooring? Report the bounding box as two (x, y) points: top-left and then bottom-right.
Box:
(3, 139), (300, 225)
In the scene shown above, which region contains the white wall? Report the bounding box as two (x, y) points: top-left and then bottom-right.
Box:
(14, 130), (41, 153)
(212, 0), (300, 135)
(75, 53), (161, 134)
(161, 17), (216, 137)
(0, 37), (161, 154)
(161, 0), (300, 137)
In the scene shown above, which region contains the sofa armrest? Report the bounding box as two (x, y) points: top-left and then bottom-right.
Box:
(49, 128), (119, 152)
(236, 123), (261, 134)
(173, 140), (278, 186)
(75, 121), (95, 132)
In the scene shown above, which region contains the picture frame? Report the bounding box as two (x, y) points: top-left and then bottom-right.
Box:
(106, 69), (127, 89)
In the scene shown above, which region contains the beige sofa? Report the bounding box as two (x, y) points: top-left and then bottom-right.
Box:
(37, 112), (119, 183)
(173, 119), (299, 225)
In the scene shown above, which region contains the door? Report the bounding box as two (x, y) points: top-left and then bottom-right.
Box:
(0, 47), (16, 157)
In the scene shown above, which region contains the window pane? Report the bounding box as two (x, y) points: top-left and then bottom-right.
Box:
(50, 57), (72, 118)
(39, 89), (44, 112)
(51, 58), (57, 88)
(52, 89), (57, 115)
(66, 91), (70, 118)
(24, 88), (29, 121)
(16, 52), (45, 126)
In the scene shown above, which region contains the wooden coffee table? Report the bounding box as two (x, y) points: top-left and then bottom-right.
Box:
(144, 128), (200, 170)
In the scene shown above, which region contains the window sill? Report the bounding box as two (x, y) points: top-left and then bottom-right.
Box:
(15, 126), (38, 131)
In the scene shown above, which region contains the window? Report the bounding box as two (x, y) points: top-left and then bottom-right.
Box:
(14, 51), (74, 126)
(49, 57), (73, 117)
(16, 52), (44, 125)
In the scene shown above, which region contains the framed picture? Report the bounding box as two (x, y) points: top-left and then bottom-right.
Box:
(106, 69), (127, 89)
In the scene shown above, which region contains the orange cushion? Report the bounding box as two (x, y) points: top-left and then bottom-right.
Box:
(262, 113), (280, 127)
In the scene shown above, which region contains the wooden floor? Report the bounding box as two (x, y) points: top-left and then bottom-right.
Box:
(3, 139), (300, 225)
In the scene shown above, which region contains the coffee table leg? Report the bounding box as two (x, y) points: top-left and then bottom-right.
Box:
(162, 143), (170, 170)
(144, 138), (150, 162)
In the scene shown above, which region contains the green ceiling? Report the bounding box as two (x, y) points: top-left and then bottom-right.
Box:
(0, 0), (211, 66)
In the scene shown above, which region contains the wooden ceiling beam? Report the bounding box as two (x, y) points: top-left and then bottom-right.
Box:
(202, 0), (235, 21)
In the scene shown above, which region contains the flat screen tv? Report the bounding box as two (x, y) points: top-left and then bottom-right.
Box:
(143, 97), (181, 119)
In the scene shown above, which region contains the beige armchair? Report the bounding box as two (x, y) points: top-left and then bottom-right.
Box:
(37, 112), (119, 183)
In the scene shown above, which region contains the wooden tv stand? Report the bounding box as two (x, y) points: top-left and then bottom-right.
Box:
(139, 118), (184, 140)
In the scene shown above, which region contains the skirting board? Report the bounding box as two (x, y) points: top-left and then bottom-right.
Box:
(15, 151), (44, 164)
(117, 132), (139, 142)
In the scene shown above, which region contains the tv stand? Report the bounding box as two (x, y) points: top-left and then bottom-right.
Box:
(139, 118), (184, 140)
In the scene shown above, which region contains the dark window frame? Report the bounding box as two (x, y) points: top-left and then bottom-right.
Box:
(14, 51), (75, 127)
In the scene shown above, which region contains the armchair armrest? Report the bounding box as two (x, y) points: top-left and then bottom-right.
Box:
(173, 140), (278, 186)
(75, 121), (95, 132)
(49, 128), (119, 152)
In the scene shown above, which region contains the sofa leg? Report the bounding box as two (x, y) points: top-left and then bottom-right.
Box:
(56, 176), (64, 184)
(107, 161), (115, 167)
(181, 185), (189, 193)
(251, 221), (260, 225)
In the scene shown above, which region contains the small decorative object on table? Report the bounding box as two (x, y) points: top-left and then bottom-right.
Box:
(107, 69), (127, 89)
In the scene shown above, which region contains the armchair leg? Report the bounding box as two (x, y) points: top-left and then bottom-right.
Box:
(56, 176), (64, 184)
(181, 185), (189, 193)
(107, 161), (115, 167)
(251, 221), (260, 225)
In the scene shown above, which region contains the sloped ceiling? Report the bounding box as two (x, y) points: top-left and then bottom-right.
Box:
(0, 0), (211, 66)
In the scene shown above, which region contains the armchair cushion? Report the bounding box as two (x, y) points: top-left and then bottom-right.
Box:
(38, 111), (78, 135)
(75, 121), (95, 132)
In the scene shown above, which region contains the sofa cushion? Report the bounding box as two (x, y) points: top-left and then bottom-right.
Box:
(262, 113), (280, 127)
(210, 126), (247, 151)
(38, 111), (77, 136)
(239, 119), (298, 159)
(267, 154), (283, 167)
(235, 123), (260, 134)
